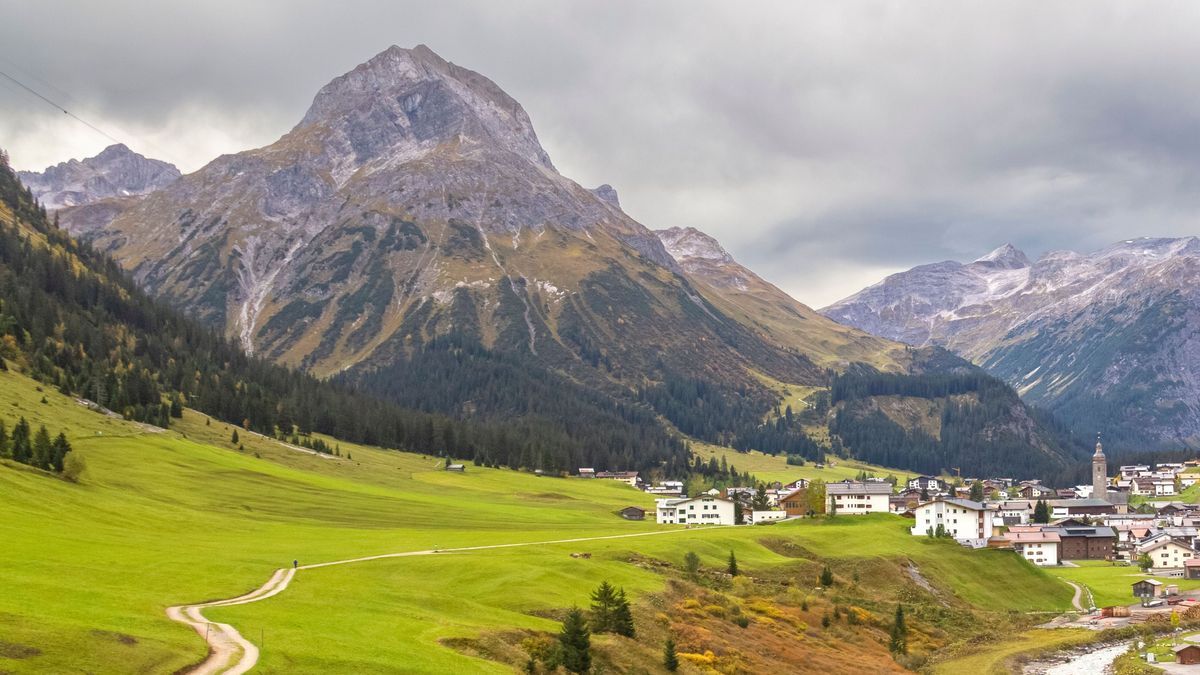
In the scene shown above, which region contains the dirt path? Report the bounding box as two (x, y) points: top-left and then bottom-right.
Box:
(1062, 580), (1084, 611)
(167, 527), (711, 673)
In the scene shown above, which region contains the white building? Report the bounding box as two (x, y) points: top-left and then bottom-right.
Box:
(748, 510), (788, 524)
(909, 498), (995, 539)
(826, 480), (891, 514)
(1138, 538), (1195, 570)
(1009, 530), (1061, 566)
(655, 496), (736, 525)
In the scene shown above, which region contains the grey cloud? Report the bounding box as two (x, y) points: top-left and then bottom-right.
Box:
(3, 1), (1200, 307)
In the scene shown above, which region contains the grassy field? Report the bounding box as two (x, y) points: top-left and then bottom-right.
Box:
(931, 628), (1096, 674)
(690, 439), (919, 485)
(1, 368), (1075, 672)
(1045, 560), (1200, 608)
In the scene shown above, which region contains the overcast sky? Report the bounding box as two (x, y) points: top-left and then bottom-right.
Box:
(3, 2), (1199, 306)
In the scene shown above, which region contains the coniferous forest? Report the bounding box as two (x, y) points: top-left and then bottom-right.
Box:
(0, 151), (688, 475)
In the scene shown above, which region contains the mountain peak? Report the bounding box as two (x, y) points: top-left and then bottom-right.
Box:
(297, 44), (554, 171)
(656, 227), (734, 263)
(17, 144), (179, 210)
(972, 243), (1030, 269)
(590, 184), (620, 207)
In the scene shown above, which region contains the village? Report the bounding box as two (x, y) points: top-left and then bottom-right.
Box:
(579, 439), (1200, 666)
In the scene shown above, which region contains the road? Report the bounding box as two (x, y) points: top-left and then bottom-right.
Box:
(166, 527), (708, 674)
(1062, 580), (1084, 611)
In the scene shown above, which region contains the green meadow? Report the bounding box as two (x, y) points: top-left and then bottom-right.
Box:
(0, 369), (1074, 672)
(1045, 560), (1200, 608)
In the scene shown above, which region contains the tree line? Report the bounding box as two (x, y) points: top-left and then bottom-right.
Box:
(0, 417), (73, 475)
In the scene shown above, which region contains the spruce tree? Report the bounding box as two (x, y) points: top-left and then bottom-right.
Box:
(969, 481), (984, 502)
(558, 607), (591, 674)
(1033, 498), (1049, 523)
(612, 588), (635, 637)
(589, 581), (617, 633)
(727, 550), (739, 577)
(889, 604), (908, 655)
(663, 637), (679, 672)
(819, 565), (834, 587)
(51, 433), (71, 473)
(231, 429), (240, 445)
(11, 417), (30, 464)
(31, 425), (52, 470)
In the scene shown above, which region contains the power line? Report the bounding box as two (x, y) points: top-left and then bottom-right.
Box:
(0, 68), (126, 147)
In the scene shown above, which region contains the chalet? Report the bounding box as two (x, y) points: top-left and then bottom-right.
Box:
(1153, 479), (1177, 496)
(595, 471), (639, 487)
(1019, 484), (1055, 500)
(725, 487), (755, 502)
(1121, 465), (1151, 478)
(655, 496), (736, 526)
(618, 506), (646, 521)
(578, 468), (596, 478)
(1157, 503), (1191, 517)
(782, 478), (809, 492)
(997, 500), (1034, 525)
(1044, 525), (1116, 561)
(826, 480), (891, 514)
(779, 488), (811, 517)
(909, 498), (994, 540)
(907, 476), (947, 493)
(890, 494), (919, 514)
(1054, 488), (1077, 499)
(1138, 538), (1195, 570)
(446, 463), (466, 472)
(1008, 530), (1060, 566)
(1130, 477), (1156, 496)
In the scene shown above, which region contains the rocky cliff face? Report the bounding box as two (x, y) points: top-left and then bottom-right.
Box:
(55, 45), (852, 407)
(823, 238), (1200, 446)
(19, 144), (179, 210)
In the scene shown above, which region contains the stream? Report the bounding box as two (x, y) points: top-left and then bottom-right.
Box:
(1023, 642), (1130, 674)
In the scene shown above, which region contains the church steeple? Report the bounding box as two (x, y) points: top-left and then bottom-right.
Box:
(1092, 433), (1107, 500)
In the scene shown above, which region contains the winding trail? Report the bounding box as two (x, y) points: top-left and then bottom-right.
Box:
(1062, 580), (1084, 611)
(167, 527), (708, 674)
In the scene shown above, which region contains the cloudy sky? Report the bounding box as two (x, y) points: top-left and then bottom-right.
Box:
(3, 2), (1199, 306)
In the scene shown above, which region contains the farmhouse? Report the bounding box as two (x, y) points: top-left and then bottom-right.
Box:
(655, 496), (736, 525)
(595, 471), (639, 487)
(826, 480), (891, 514)
(1008, 530), (1061, 566)
(907, 476), (947, 493)
(1048, 498), (1116, 519)
(909, 498), (994, 540)
(779, 488), (810, 517)
(1133, 578), (1164, 604)
(1138, 538), (1195, 570)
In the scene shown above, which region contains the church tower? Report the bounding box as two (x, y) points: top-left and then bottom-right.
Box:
(1092, 434), (1107, 501)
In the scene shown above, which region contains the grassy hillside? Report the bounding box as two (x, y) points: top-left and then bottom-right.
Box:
(1, 368), (1078, 673)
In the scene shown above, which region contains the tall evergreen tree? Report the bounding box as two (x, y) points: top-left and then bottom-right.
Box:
(663, 637), (679, 672)
(50, 432), (71, 473)
(1033, 498), (1050, 523)
(889, 604), (908, 655)
(589, 581), (617, 633)
(231, 429), (240, 445)
(31, 424), (52, 470)
(727, 550), (739, 577)
(11, 417), (30, 464)
(819, 565), (834, 587)
(612, 588), (634, 638)
(969, 481), (984, 502)
(558, 607), (591, 674)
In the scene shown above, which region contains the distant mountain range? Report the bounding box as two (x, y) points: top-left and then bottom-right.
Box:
(27, 44), (1086, 479)
(823, 238), (1200, 449)
(19, 143), (179, 211)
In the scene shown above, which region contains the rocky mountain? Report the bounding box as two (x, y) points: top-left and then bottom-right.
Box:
(18, 144), (179, 210)
(655, 226), (909, 370)
(53, 44), (1083, 478)
(822, 238), (1200, 448)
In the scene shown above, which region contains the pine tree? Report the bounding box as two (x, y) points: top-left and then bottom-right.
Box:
(1033, 498), (1049, 523)
(684, 551), (700, 578)
(734, 500), (744, 525)
(663, 637), (679, 672)
(231, 429), (240, 445)
(589, 581), (617, 633)
(969, 481), (984, 502)
(50, 432), (71, 473)
(558, 607), (591, 674)
(751, 483), (770, 511)
(727, 550), (739, 577)
(31, 425), (52, 470)
(889, 604), (908, 655)
(820, 565), (834, 587)
(11, 417), (30, 464)
(612, 588), (635, 637)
